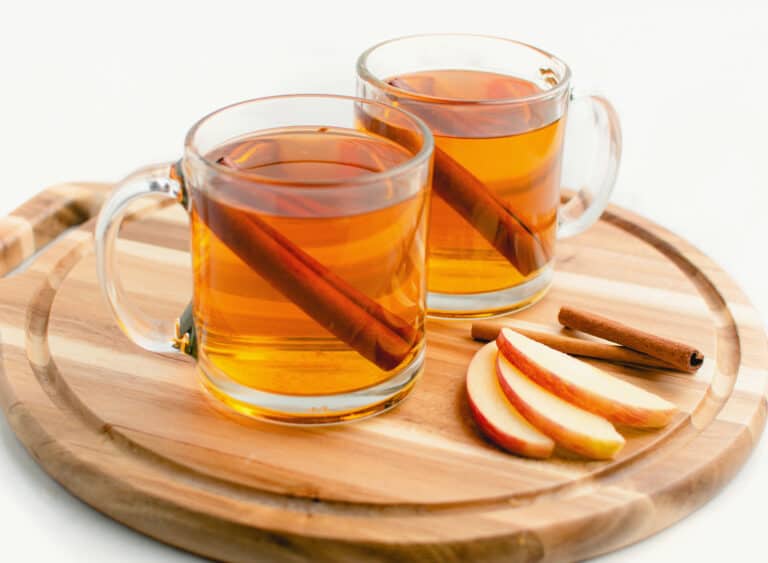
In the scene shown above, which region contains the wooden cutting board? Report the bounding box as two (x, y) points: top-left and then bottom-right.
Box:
(0, 182), (766, 562)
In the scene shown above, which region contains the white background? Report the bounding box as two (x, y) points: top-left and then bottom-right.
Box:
(1, 0), (766, 561)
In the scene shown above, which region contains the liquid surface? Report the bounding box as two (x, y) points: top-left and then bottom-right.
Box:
(382, 70), (564, 298)
(192, 127), (428, 397)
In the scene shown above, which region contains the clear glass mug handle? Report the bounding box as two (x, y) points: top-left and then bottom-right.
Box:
(557, 91), (622, 239)
(94, 162), (192, 355)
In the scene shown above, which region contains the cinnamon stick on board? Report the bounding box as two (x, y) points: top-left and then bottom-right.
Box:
(558, 306), (704, 373)
(471, 322), (678, 370)
(173, 163), (417, 371)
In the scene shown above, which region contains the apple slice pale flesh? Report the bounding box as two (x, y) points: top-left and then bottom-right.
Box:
(466, 342), (555, 458)
(496, 353), (625, 460)
(497, 328), (678, 429)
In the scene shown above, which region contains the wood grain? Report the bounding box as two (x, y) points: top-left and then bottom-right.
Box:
(0, 182), (766, 561)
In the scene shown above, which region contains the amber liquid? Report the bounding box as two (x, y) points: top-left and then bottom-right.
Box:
(191, 127), (427, 399)
(383, 70), (564, 299)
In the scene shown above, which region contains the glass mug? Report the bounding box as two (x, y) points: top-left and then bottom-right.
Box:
(357, 34), (622, 318)
(95, 95), (433, 424)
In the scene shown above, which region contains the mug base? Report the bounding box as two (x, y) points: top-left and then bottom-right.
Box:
(427, 264), (554, 319)
(197, 347), (424, 425)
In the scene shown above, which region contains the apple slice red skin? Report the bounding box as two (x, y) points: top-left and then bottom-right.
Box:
(466, 393), (554, 459)
(494, 359), (624, 460)
(496, 332), (677, 429)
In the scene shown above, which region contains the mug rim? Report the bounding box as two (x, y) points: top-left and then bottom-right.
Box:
(356, 33), (572, 106)
(184, 93), (434, 188)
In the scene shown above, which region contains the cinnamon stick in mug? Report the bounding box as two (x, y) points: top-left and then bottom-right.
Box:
(471, 322), (678, 370)
(432, 148), (551, 275)
(357, 108), (550, 276)
(173, 163), (417, 372)
(558, 306), (704, 373)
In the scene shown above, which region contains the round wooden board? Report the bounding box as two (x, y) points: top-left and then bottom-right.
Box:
(0, 183), (766, 562)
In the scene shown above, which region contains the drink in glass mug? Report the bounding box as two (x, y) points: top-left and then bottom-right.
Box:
(95, 95), (433, 424)
(357, 34), (621, 318)
(194, 128), (427, 396)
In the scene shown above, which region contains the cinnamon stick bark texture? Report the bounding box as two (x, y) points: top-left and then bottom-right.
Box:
(357, 109), (550, 276)
(194, 190), (418, 371)
(471, 322), (678, 370)
(558, 306), (704, 373)
(432, 148), (551, 276)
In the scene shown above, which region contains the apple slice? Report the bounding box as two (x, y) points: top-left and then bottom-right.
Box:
(497, 328), (677, 428)
(496, 353), (625, 460)
(466, 342), (555, 458)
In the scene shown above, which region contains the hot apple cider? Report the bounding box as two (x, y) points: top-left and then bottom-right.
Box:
(366, 70), (565, 313)
(190, 127), (428, 401)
